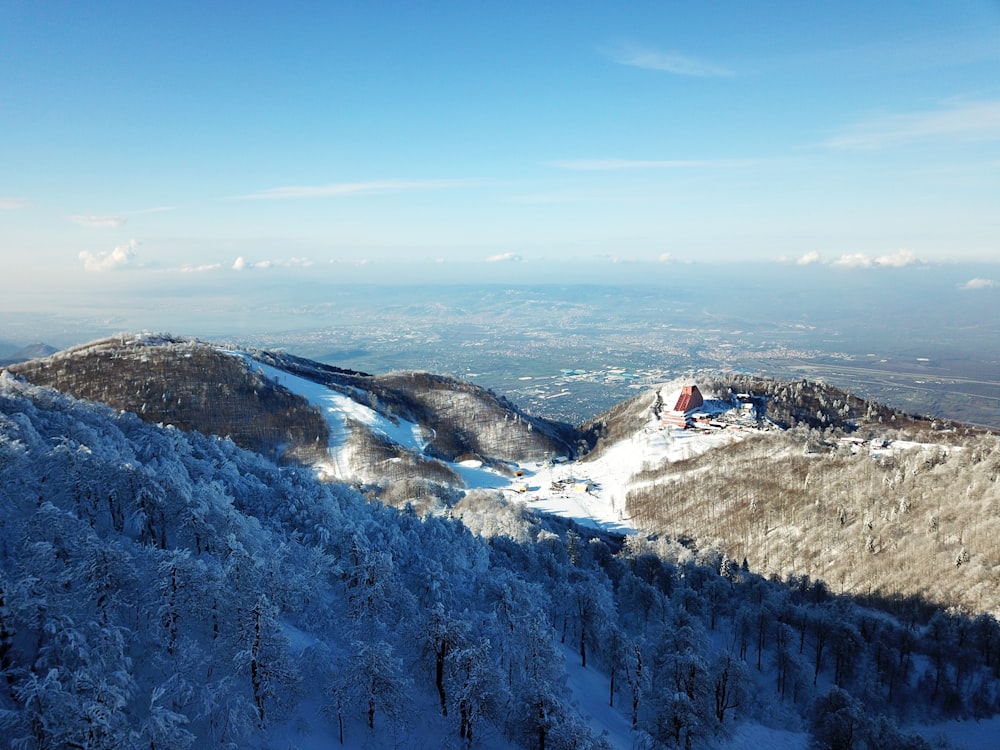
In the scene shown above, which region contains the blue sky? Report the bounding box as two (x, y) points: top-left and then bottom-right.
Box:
(2, 1), (999, 303)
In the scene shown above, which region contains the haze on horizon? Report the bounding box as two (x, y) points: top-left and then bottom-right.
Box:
(1, 1), (999, 324)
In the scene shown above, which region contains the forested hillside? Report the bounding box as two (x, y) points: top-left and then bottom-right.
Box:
(7, 335), (331, 465)
(9, 335), (578, 512)
(625, 406), (1000, 616)
(3, 371), (999, 748)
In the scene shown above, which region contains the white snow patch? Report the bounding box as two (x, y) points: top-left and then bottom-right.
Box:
(712, 723), (808, 750)
(500, 416), (760, 536)
(914, 716), (1000, 749)
(451, 461), (511, 491)
(560, 644), (637, 749)
(225, 351), (424, 479)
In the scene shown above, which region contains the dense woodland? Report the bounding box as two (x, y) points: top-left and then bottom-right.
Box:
(3, 370), (1000, 748)
(8, 335), (331, 466)
(10, 336), (578, 511)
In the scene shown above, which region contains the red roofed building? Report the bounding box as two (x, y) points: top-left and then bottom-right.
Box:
(662, 385), (704, 428)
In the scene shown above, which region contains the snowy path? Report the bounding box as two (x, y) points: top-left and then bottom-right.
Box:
(226, 352), (425, 479)
(560, 644), (637, 748)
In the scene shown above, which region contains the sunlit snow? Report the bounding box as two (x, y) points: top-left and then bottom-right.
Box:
(230, 349), (761, 536)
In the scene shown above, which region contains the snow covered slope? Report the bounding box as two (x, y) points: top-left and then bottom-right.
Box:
(230, 353), (428, 480)
(241, 351), (768, 534)
(8, 334), (578, 509)
(503, 402), (760, 535)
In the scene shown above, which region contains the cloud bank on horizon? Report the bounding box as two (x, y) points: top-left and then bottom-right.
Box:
(832, 250), (920, 268)
(789, 250), (924, 268)
(232, 256), (315, 271)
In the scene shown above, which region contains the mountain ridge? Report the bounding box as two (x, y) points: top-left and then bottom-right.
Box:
(8, 332), (999, 615)
(7, 333), (579, 510)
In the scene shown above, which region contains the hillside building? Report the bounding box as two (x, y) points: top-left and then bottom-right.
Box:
(662, 385), (704, 429)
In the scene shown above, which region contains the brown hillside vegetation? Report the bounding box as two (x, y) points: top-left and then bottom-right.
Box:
(700, 373), (971, 437)
(8, 334), (330, 465)
(627, 427), (1000, 615)
(246, 349), (579, 463)
(8, 335), (579, 511)
(374, 371), (578, 463)
(579, 388), (662, 462)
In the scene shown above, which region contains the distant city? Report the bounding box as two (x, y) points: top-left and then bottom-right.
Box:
(228, 267), (999, 429)
(3, 264), (998, 429)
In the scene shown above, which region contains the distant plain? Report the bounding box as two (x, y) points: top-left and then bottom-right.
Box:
(3, 262), (998, 428)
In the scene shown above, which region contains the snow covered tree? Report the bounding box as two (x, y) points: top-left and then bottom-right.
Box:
(345, 532), (399, 627)
(344, 638), (412, 732)
(0, 579), (16, 696)
(422, 602), (469, 716)
(139, 681), (195, 750)
(711, 652), (750, 725)
(648, 624), (716, 749)
(618, 635), (649, 728)
(447, 637), (508, 743)
(567, 572), (615, 668)
(233, 594), (293, 729)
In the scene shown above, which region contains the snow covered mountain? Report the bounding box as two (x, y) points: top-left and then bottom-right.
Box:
(9, 334), (579, 511)
(4, 334), (1000, 749)
(10, 333), (999, 616)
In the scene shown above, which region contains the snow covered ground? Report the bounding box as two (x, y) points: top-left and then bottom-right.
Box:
(228, 352), (427, 480)
(507, 423), (755, 536)
(228, 354), (995, 750)
(234, 348), (761, 536)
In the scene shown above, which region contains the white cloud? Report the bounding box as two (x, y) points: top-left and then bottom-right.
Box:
(230, 179), (475, 200)
(658, 253), (673, 264)
(485, 253), (522, 263)
(831, 253), (874, 268)
(549, 158), (751, 170)
(829, 250), (921, 269)
(604, 41), (733, 77)
(68, 215), (127, 228)
(231, 256), (313, 271)
(796, 251), (822, 265)
(0, 198), (30, 210)
(179, 263), (222, 273)
(79, 240), (138, 272)
(824, 100), (1000, 150)
(960, 278), (996, 290)
(874, 249), (918, 267)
